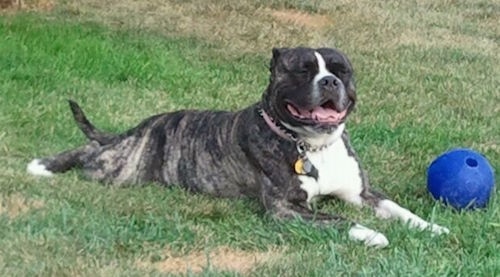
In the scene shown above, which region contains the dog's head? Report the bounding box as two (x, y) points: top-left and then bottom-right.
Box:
(262, 47), (356, 135)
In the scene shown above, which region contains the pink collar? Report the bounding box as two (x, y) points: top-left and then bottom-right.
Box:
(260, 109), (293, 141)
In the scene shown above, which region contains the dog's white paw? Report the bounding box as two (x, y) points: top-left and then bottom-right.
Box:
(348, 224), (389, 248)
(406, 218), (450, 236)
(429, 224), (450, 236)
(27, 159), (53, 177)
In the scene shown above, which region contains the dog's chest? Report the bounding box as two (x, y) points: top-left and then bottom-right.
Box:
(298, 139), (363, 202)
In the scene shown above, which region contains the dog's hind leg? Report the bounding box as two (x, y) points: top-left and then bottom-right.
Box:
(27, 142), (97, 177)
(261, 178), (389, 248)
(269, 197), (389, 248)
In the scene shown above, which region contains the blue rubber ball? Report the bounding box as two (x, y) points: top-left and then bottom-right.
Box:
(427, 148), (495, 210)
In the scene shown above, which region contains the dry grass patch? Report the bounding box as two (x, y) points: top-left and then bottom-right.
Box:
(0, 0), (54, 11)
(0, 0), (18, 9)
(394, 27), (498, 56)
(61, 0), (341, 53)
(0, 193), (44, 219)
(138, 246), (280, 274)
(270, 9), (333, 29)
(60, 0), (499, 60)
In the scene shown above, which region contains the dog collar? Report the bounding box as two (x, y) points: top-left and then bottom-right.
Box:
(258, 108), (320, 179)
(259, 109), (291, 141)
(258, 109), (332, 153)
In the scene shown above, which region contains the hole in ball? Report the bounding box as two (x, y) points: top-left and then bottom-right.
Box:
(466, 158), (478, 167)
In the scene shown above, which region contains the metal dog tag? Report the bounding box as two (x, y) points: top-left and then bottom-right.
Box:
(294, 157), (318, 179)
(294, 158), (305, 174)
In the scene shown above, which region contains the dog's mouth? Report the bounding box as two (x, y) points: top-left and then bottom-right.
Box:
(286, 100), (348, 125)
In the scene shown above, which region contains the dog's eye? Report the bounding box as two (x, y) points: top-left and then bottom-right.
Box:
(329, 66), (349, 77)
(292, 61), (315, 74)
(295, 68), (309, 74)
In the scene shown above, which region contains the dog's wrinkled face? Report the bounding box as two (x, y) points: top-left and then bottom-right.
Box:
(264, 47), (356, 134)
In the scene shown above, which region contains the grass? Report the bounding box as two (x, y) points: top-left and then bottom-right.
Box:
(0, 0), (499, 276)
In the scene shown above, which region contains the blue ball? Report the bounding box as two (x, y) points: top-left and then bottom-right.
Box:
(427, 148), (495, 210)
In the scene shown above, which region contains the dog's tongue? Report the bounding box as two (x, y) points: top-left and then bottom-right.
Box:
(311, 106), (347, 123)
(287, 104), (347, 124)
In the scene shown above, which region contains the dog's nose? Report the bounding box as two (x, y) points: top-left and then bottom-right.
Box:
(319, 76), (339, 88)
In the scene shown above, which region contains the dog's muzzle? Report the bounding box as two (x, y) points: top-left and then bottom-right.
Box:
(286, 75), (350, 126)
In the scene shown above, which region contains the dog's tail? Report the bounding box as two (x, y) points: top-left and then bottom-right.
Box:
(68, 100), (117, 145)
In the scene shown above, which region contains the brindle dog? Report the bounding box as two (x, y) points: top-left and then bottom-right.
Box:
(28, 47), (449, 247)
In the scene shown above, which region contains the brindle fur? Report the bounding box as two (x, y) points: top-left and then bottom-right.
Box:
(34, 47), (389, 230)
(42, 103), (358, 220)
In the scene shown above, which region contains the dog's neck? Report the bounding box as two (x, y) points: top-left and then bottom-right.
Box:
(259, 109), (343, 152)
(260, 109), (291, 140)
(300, 125), (345, 150)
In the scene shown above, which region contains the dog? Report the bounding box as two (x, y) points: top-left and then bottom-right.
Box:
(27, 47), (449, 247)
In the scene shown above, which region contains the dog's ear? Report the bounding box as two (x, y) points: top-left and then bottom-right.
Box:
(270, 48), (289, 72)
(272, 47), (288, 59)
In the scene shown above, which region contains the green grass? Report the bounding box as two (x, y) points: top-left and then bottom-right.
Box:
(1, 0), (499, 275)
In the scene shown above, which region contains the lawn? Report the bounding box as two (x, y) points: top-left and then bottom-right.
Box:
(0, 0), (498, 276)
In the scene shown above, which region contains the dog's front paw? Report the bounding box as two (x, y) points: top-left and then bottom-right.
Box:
(429, 224), (450, 236)
(408, 218), (450, 236)
(348, 224), (389, 248)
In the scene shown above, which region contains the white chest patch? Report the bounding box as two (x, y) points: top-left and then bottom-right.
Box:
(298, 130), (364, 204)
